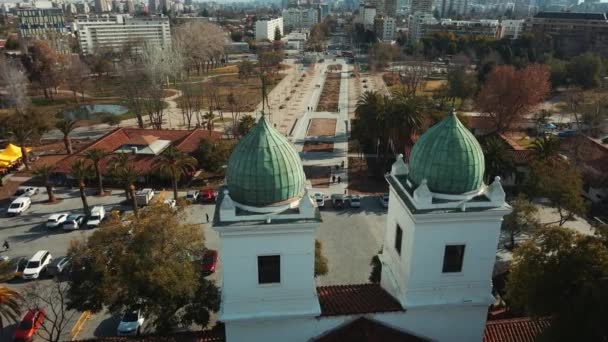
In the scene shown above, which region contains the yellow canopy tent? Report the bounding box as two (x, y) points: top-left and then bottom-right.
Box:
(0, 160), (10, 167)
(0, 152), (18, 163)
(3, 143), (31, 157)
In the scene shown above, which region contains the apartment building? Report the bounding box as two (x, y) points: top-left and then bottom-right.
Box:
(409, 12), (436, 43)
(17, 8), (67, 39)
(410, 0), (433, 14)
(374, 15), (396, 41)
(499, 19), (524, 39)
(254, 17), (284, 40)
(523, 11), (608, 57)
(358, 4), (377, 28)
(438, 0), (468, 17)
(282, 8), (318, 30)
(424, 19), (500, 40)
(75, 14), (171, 54)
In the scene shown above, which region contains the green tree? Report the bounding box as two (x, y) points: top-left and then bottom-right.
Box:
(526, 159), (586, 226)
(33, 164), (56, 203)
(531, 134), (561, 160)
(109, 154), (140, 216)
(566, 52), (603, 89)
(55, 119), (77, 155)
(193, 138), (233, 174)
(314, 240), (328, 277)
(236, 115), (256, 137)
(70, 159), (94, 216)
(156, 147), (198, 200)
(506, 226), (608, 341)
(446, 66), (478, 107)
(274, 26), (282, 41)
(67, 203), (220, 332)
(83, 148), (110, 195)
(502, 194), (539, 250)
(0, 286), (23, 334)
(482, 137), (514, 183)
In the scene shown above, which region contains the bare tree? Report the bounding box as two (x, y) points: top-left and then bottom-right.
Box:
(0, 56), (30, 115)
(65, 57), (91, 102)
(179, 82), (202, 129)
(23, 281), (78, 342)
(397, 57), (430, 97)
(118, 61), (147, 128)
(173, 22), (225, 75)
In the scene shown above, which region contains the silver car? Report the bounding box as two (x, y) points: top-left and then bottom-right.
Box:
(47, 256), (71, 277)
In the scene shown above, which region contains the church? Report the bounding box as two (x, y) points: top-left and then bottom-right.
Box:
(211, 111), (515, 341)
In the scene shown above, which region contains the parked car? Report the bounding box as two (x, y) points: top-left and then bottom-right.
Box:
(13, 309), (45, 341)
(558, 129), (577, 138)
(7, 197), (32, 216)
(3, 257), (28, 281)
(117, 310), (145, 336)
(379, 193), (389, 208)
(199, 189), (217, 203)
(349, 195), (361, 208)
(46, 213), (68, 229)
(86, 206), (106, 228)
(22, 250), (52, 280)
(11, 186), (38, 200)
(331, 194), (345, 209)
(135, 188), (155, 206)
(314, 193), (325, 208)
(62, 214), (85, 230)
(46, 256), (71, 277)
(202, 249), (218, 275)
(186, 190), (200, 202)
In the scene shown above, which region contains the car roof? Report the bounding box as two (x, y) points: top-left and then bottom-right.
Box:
(11, 197), (30, 204)
(30, 250), (49, 261)
(49, 213), (67, 219)
(91, 206), (104, 211)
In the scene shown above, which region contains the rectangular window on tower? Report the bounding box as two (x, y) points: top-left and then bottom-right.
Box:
(258, 255), (281, 284)
(442, 245), (465, 273)
(395, 225), (403, 255)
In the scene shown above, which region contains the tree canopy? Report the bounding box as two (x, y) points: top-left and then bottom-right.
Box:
(507, 225), (608, 341)
(67, 202), (220, 332)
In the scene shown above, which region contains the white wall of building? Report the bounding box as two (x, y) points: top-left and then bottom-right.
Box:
(500, 19), (524, 39)
(76, 15), (171, 54)
(358, 5), (377, 28)
(283, 8), (318, 30)
(409, 12), (436, 43)
(255, 17), (284, 40)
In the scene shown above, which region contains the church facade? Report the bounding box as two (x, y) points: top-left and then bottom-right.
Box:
(212, 111), (511, 341)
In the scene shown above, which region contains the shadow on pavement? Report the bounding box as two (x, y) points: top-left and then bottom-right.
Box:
(94, 312), (122, 337)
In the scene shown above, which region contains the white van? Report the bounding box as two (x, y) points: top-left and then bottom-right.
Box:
(7, 197), (32, 216)
(87, 206), (106, 228)
(22, 250), (52, 280)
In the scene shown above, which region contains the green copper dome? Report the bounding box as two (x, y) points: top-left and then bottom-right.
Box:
(226, 115), (306, 206)
(408, 111), (485, 195)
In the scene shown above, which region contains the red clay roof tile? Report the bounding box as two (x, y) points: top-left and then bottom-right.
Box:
(483, 317), (550, 342)
(317, 284), (404, 317)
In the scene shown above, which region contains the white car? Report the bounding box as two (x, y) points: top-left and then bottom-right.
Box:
(22, 250), (52, 280)
(349, 195), (361, 208)
(63, 214), (85, 230)
(7, 197), (32, 216)
(117, 310), (145, 336)
(314, 193), (325, 208)
(11, 186), (38, 199)
(379, 193), (389, 208)
(46, 213), (69, 228)
(86, 206), (106, 228)
(163, 199), (176, 209)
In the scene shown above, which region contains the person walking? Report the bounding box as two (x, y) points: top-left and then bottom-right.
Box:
(3, 240), (10, 250)
(206, 213), (210, 223)
(332, 175), (336, 183)
(337, 176), (341, 184)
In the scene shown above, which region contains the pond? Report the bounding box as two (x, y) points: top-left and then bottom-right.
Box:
(61, 104), (129, 120)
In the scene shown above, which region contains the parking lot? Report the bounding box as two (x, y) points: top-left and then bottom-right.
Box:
(0, 187), (388, 339)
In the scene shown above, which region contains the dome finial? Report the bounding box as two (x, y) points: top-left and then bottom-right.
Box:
(451, 108), (457, 116)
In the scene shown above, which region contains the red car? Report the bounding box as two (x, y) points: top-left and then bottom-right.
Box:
(199, 189), (218, 203)
(14, 309), (45, 341)
(202, 250), (218, 274)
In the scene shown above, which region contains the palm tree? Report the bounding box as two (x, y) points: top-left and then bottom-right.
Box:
(353, 91), (385, 158)
(70, 159), (94, 216)
(55, 119), (77, 154)
(203, 110), (215, 132)
(0, 286), (23, 334)
(7, 126), (35, 171)
(156, 147), (198, 200)
(33, 164), (56, 202)
(482, 137), (514, 183)
(531, 134), (561, 160)
(83, 148), (110, 195)
(109, 154), (140, 216)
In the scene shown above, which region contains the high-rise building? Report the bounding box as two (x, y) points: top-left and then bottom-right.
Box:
(369, 0), (385, 13)
(283, 8), (319, 30)
(95, 0), (110, 13)
(75, 14), (171, 54)
(439, 0), (468, 17)
(358, 4), (377, 27)
(126, 0), (135, 13)
(254, 17), (284, 40)
(374, 15), (396, 41)
(148, 0), (157, 14)
(410, 0), (433, 14)
(385, 0), (398, 16)
(17, 8), (66, 39)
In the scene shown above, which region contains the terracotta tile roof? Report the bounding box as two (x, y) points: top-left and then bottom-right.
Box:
(314, 317), (431, 342)
(54, 128), (221, 174)
(126, 134), (159, 146)
(317, 284), (404, 317)
(483, 317), (551, 342)
(560, 135), (608, 174)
